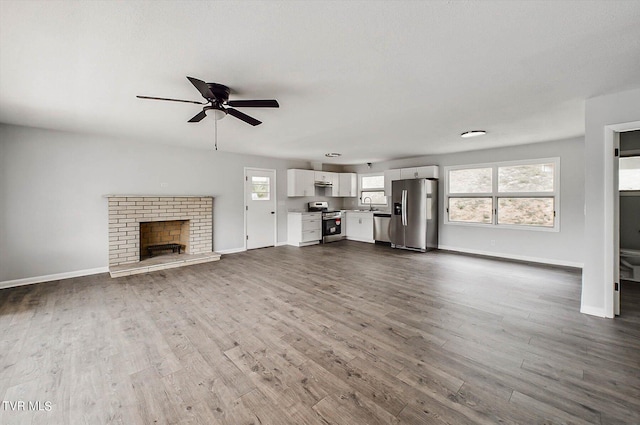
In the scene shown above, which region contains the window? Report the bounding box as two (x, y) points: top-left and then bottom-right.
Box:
(251, 176), (270, 200)
(444, 158), (559, 230)
(359, 173), (387, 206)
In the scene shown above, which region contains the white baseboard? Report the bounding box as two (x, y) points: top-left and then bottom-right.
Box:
(346, 237), (375, 244)
(216, 247), (247, 255)
(580, 305), (609, 318)
(0, 267), (109, 290)
(438, 245), (583, 269)
(218, 243), (288, 253)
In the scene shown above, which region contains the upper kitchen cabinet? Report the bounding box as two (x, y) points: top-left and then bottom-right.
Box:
(338, 173), (357, 197)
(400, 166), (439, 179)
(288, 169), (358, 197)
(287, 169), (315, 197)
(385, 166), (438, 196)
(314, 171), (334, 183)
(315, 171), (339, 197)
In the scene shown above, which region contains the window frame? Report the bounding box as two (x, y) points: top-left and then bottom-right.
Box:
(358, 172), (387, 207)
(444, 157), (560, 232)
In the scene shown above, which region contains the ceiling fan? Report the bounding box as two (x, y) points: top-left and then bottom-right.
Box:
(137, 76), (279, 126)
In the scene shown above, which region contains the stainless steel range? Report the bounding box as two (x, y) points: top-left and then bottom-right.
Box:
(307, 201), (344, 243)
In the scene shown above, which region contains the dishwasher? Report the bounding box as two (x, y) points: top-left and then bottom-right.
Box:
(373, 213), (391, 243)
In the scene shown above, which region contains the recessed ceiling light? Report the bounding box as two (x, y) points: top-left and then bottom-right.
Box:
(325, 152), (341, 157)
(460, 130), (487, 138)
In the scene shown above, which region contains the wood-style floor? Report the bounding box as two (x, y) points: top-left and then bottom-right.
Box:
(1, 241), (639, 425)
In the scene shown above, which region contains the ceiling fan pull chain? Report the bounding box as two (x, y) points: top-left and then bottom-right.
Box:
(214, 115), (218, 151)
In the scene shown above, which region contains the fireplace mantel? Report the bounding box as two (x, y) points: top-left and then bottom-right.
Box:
(104, 194), (213, 198)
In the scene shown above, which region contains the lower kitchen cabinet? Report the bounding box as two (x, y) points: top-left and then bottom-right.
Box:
(287, 212), (322, 246)
(345, 211), (374, 243)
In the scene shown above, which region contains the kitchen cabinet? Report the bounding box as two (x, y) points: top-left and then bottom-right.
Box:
(345, 211), (374, 243)
(385, 166), (438, 196)
(287, 169), (315, 197)
(314, 171), (335, 183)
(288, 169), (358, 198)
(287, 212), (321, 246)
(314, 171), (340, 197)
(330, 173), (340, 197)
(338, 173), (357, 197)
(400, 165), (439, 179)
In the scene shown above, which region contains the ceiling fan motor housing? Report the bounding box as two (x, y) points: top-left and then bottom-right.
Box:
(206, 83), (230, 104)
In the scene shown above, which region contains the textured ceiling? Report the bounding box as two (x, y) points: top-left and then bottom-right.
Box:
(1, 1), (640, 164)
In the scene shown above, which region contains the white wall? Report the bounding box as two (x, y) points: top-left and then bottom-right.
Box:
(583, 88), (640, 317)
(0, 124), (314, 283)
(345, 137), (585, 267)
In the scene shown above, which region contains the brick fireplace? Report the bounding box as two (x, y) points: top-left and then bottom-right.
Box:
(106, 196), (214, 270)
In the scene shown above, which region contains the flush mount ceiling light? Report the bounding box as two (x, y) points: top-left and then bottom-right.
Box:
(325, 153), (341, 158)
(460, 130), (487, 138)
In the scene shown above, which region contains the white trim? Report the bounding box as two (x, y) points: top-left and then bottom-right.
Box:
(0, 267), (109, 290)
(579, 305), (608, 318)
(217, 247), (247, 255)
(602, 121), (640, 318)
(244, 167), (278, 250)
(346, 236), (375, 244)
(438, 245), (583, 269)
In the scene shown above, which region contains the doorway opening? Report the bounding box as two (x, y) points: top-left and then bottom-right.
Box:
(617, 130), (640, 315)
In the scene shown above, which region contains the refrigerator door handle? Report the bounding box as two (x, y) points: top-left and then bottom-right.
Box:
(402, 189), (407, 226)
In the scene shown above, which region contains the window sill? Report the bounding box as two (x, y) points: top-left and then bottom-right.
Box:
(444, 221), (560, 232)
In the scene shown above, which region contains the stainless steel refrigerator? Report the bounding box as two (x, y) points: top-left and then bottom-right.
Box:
(390, 178), (438, 252)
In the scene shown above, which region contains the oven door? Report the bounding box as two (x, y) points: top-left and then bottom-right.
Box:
(322, 217), (342, 236)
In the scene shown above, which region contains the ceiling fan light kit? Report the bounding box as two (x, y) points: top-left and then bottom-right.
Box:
(203, 107), (227, 121)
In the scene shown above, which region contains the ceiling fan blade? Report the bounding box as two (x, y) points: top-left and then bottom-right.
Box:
(137, 95), (205, 105)
(188, 110), (207, 123)
(187, 76), (215, 99)
(227, 108), (262, 126)
(226, 99), (279, 108)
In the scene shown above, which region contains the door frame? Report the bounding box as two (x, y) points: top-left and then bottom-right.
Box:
(244, 167), (278, 251)
(604, 121), (640, 317)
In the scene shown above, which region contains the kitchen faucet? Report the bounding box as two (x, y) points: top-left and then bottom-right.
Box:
(363, 196), (373, 211)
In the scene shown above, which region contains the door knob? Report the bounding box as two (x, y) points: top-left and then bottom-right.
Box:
(271, 211), (275, 214)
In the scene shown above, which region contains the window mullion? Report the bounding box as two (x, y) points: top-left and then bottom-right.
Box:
(492, 166), (498, 225)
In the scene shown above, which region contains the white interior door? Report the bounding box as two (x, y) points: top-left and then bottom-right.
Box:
(245, 168), (276, 250)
